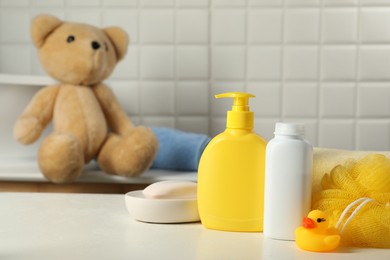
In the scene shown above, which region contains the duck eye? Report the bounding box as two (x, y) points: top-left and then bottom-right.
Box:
(67, 35), (75, 43)
(104, 42), (108, 51)
(317, 218), (326, 223)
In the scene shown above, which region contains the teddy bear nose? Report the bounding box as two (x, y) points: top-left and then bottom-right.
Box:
(91, 41), (101, 50)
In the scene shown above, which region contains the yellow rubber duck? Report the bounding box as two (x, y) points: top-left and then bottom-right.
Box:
(295, 210), (341, 252)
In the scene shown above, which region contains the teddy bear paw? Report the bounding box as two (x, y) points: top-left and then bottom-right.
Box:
(14, 116), (43, 145)
(98, 127), (158, 177)
(38, 133), (84, 183)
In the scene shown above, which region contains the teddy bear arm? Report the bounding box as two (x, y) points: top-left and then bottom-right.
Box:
(14, 85), (59, 144)
(93, 83), (133, 135)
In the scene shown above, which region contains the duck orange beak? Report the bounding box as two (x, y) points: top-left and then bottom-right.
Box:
(302, 217), (316, 229)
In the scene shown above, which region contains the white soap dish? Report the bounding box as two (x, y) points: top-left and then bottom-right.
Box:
(125, 190), (200, 223)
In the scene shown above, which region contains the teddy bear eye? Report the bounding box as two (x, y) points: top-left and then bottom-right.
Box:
(67, 35), (75, 43)
(104, 43), (108, 51)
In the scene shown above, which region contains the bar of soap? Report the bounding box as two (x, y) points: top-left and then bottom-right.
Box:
(143, 180), (197, 199)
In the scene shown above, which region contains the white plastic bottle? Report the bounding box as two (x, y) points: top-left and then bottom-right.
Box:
(263, 122), (313, 240)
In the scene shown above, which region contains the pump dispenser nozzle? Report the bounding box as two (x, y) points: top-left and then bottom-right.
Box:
(215, 92), (255, 130)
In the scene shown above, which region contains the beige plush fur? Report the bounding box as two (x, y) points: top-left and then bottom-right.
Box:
(14, 14), (158, 183)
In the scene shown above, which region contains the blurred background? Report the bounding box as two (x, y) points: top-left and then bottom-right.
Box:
(1, 0), (390, 150)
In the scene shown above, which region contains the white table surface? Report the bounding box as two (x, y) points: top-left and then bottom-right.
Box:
(0, 192), (389, 260)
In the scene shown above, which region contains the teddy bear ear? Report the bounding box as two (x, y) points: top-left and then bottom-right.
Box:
(31, 14), (63, 48)
(104, 27), (129, 61)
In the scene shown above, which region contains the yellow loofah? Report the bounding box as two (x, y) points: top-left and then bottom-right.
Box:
(312, 154), (390, 248)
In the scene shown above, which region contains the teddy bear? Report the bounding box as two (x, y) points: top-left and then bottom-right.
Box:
(13, 14), (158, 183)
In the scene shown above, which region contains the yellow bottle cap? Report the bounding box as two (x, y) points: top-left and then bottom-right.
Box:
(215, 92), (255, 130)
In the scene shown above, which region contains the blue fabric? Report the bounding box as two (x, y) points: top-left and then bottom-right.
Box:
(151, 127), (211, 171)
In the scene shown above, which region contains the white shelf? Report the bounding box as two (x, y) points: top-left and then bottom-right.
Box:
(0, 157), (197, 184)
(0, 73), (56, 86)
(0, 73), (130, 87)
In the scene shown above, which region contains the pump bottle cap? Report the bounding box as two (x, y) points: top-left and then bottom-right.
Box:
(215, 92), (255, 130)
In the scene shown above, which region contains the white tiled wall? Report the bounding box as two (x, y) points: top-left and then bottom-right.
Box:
(1, 0), (390, 150)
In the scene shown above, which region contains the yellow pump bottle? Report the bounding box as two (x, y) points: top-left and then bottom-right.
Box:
(198, 92), (267, 232)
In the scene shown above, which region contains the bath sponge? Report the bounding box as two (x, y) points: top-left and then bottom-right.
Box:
(312, 148), (390, 192)
(312, 154), (390, 248)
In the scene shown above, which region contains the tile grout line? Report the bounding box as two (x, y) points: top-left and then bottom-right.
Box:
(279, 0), (286, 123)
(137, 0), (143, 125)
(317, 0), (324, 147)
(244, 0), (248, 94)
(28, 0), (34, 75)
(207, 0), (213, 137)
(354, 0), (361, 150)
(173, 0), (178, 129)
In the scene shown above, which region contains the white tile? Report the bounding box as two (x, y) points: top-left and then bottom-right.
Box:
(212, 9), (246, 44)
(211, 81), (245, 116)
(31, 10), (64, 21)
(282, 83), (318, 117)
(0, 0), (29, 6)
(176, 10), (209, 44)
(248, 9), (282, 43)
(32, 0), (63, 6)
(247, 82), (280, 116)
(210, 117), (226, 137)
(102, 0), (138, 7)
(284, 119), (318, 146)
(254, 118), (279, 141)
(0, 45), (31, 74)
(66, 0), (99, 6)
(360, 9), (390, 43)
(176, 46), (209, 79)
(285, 0), (320, 6)
(321, 46), (356, 81)
(213, 0), (246, 6)
(141, 0), (174, 7)
(320, 83), (355, 117)
(305, 120), (318, 147)
(284, 46), (318, 80)
(141, 46), (174, 79)
(177, 0), (209, 7)
(212, 46), (246, 80)
(319, 120), (355, 150)
(176, 117), (210, 135)
(176, 81), (209, 115)
(358, 84), (390, 117)
(128, 116), (141, 126)
(249, 0), (282, 6)
(141, 117), (175, 128)
(359, 47), (390, 81)
(322, 9), (357, 43)
(247, 46), (281, 80)
(31, 48), (47, 75)
(284, 8), (319, 43)
(141, 10), (174, 43)
(357, 120), (390, 150)
(0, 10), (30, 43)
(323, 0), (357, 6)
(360, 0), (390, 5)
(102, 10), (138, 43)
(108, 81), (139, 115)
(65, 11), (101, 26)
(110, 45), (138, 79)
(140, 82), (175, 115)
